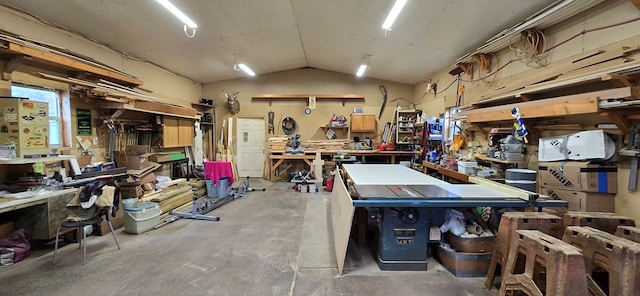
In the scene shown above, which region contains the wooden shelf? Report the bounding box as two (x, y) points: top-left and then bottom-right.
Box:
(191, 103), (214, 110)
(0, 38), (142, 86)
(0, 155), (75, 165)
(252, 94), (365, 106)
(459, 87), (640, 131)
(475, 154), (521, 165)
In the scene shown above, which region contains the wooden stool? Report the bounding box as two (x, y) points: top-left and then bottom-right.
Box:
(485, 212), (562, 289)
(616, 225), (640, 243)
(562, 211), (635, 235)
(563, 226), (640, 296)
(499, 230), (588, 296)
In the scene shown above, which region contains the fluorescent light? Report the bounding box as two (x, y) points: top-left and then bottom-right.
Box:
(382, 0), (407, 30)
(238, 63), (256, 76)
(156, 0), (198, 29)
(356, 64), (368, 77)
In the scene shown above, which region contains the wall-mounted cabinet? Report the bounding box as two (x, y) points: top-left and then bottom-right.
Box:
(163, 116), (194, 148)
(350, 114), (376, 133)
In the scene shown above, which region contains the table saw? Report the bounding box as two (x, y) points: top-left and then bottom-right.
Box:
(340, 164), (567, 271)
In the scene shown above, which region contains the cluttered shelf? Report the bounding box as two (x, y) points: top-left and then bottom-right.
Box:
(0, 155), (75, 165)
(475, 154), (522, 165)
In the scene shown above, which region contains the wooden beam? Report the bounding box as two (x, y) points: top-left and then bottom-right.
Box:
(1, 55), (27, 80)
(602, 111), (631, 131)
(97, 101), (198, 119)
(602, 74), (633, 87)
(630, 0), (640, 11)
(464, 96), (598, 123)
(518, 94), (533, 102)
(8, 42), (143, 86)
(252, 94), (365, 106)
(464, 87), (638, 123)
(471, 123), (488, 139)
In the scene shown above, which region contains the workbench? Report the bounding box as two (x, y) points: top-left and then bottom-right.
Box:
(268, 150), (413, 180)
(330, 164), (567, 274)
(0, 188), (78, 240)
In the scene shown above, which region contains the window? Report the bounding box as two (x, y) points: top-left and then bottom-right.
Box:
(11, 85), (62, 146)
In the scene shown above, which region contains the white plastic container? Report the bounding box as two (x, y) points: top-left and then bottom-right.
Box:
(124, 202), (161, 234)
(457, 161), (477, 175)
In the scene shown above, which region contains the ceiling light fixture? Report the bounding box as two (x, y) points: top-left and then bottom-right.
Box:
(237, 63), (256, 76)
(232, 54), (256, 76)
(356, 55), (371, 77)
(155, 0), (198, 37)
(382, 0), (408, 30)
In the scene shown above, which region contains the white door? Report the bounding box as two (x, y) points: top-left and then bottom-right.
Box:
(236, 118), (265, 177)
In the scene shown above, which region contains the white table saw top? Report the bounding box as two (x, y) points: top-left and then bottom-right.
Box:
(343, 164), (519, 200)
(343, 164), (449, 186)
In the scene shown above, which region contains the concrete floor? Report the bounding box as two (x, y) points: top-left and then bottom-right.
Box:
(0, 179), (498, 296)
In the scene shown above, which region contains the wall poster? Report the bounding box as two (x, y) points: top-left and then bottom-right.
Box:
(76, 109), (92, 136)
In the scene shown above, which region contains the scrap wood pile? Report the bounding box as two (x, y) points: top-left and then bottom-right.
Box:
(268, 137), (288, 152)
(139, 178), (193, 215)
(304, 139), (352, 151)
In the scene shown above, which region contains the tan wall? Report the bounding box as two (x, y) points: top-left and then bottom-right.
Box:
(204, 68), (414, 146)
(413, 0), (640, 221)
(0, 5), (203, 162)
(0, 5), (202, 105)
(414, 0), (640, 111)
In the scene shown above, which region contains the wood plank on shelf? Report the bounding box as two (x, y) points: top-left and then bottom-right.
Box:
(462, 87), (638, 123)
(479, 42), (639, 102)
(252, 94), (365, 106)
(474, 58), (640, 106)
(7, 42), (142, 86)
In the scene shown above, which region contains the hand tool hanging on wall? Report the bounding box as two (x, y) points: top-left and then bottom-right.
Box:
(268, 111), (274, 134)
(378, 85), (387, 119)
(510, 107), (529, 144)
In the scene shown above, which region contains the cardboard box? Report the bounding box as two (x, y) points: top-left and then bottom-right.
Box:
(538, 161), (617, 193)
(538, 130), (615, 162)
(0, 221), (14, 238)
(95, 199), (124, 236)
(138, 172), (157, 185)
(120, 185), (143, 198)
(114, 145), (154, 170)
(540, 187), (615, 212)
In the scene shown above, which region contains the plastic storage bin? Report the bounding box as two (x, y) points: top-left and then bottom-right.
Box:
(205, 179), (219, 198)
(217, 177), (230, 198)
(457, 161), (477, 175)
(124, 202), (161, 234)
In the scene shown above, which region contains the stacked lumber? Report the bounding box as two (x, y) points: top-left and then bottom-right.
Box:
(140, 178), (193, 214)
(475, 37), (640, 106)
(304, 139), (352, 151)
(190, 179), (207, 199)
(269, 137), (288, 151)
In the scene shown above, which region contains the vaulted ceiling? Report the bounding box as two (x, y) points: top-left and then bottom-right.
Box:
(0, 0), (559, 84)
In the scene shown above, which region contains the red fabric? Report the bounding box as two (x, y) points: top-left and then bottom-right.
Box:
(204, 161), (235, 185)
